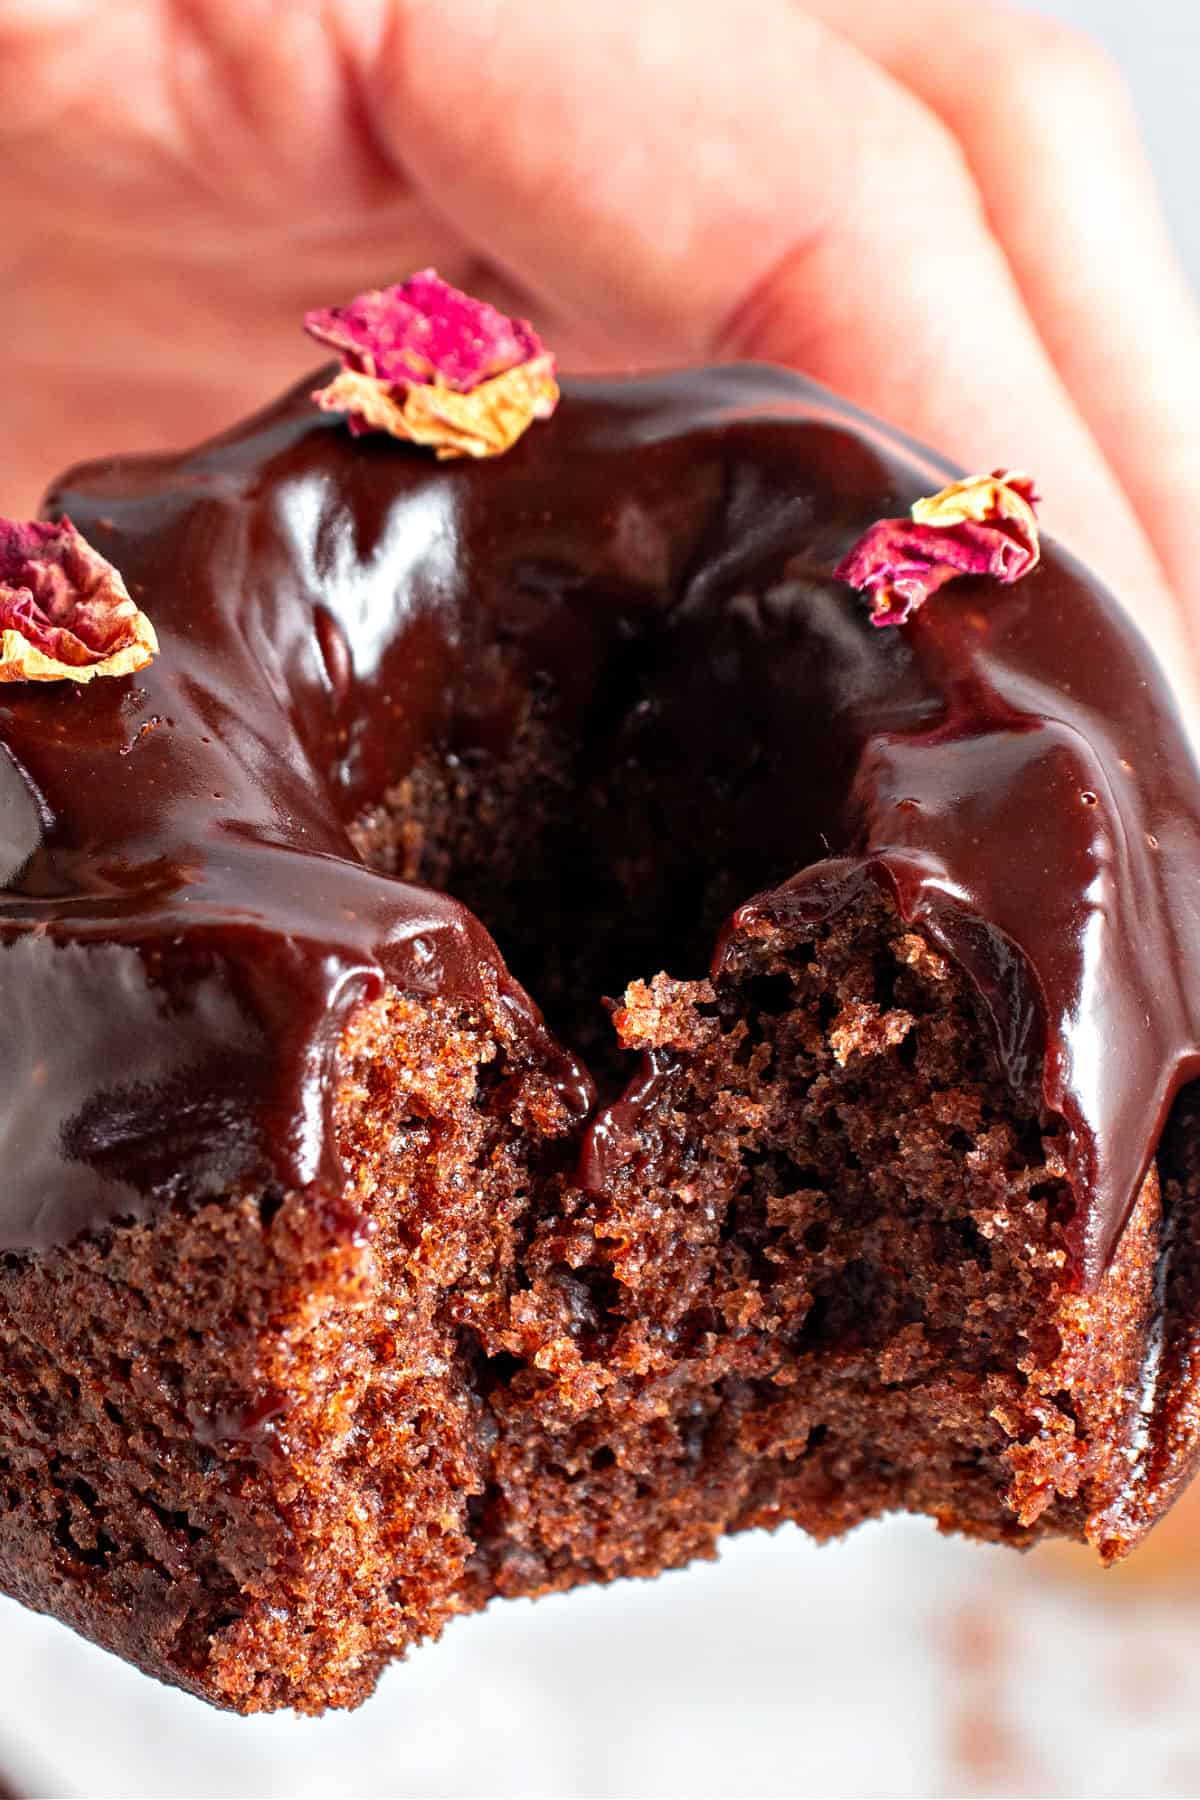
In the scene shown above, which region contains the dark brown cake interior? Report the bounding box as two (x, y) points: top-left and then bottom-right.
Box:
(293, 714), (1155, 1694)
(0, 681), (1161, 1713)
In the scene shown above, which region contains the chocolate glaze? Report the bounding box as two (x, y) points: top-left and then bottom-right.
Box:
(1, 364), (1198, 1288)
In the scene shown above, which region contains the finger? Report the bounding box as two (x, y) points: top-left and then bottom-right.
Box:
(0, 0), (468, 508)
(358, 0), (1192, 683)
(796, 0), (1200, 634)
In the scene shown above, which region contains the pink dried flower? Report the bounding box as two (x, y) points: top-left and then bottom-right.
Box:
(304, 270), (559, 459)
(834, 471), (1041, 627)
(0, 518), (157, 684)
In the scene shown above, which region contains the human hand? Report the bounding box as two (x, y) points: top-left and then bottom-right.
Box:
(2, 0), (1197, 674)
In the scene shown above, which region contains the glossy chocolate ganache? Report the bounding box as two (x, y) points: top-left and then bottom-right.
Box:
(2, 362), (1199, 1303)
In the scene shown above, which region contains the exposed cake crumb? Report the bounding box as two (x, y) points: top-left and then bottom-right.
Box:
(828, 998), (915, 1065)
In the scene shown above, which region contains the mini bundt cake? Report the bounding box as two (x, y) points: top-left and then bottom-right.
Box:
(2, 278), (1200, 1712)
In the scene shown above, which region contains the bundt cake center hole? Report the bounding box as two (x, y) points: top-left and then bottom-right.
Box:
(346, 676), (842, 1085)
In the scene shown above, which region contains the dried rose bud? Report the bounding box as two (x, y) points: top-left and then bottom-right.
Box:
(834, 470), (1041, 627)
(304, 269), (559, 460)
(0, 518), (157, 684)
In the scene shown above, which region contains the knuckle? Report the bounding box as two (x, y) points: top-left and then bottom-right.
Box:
(1000, 16), (1129, 120)
(858, 96), (982, 224)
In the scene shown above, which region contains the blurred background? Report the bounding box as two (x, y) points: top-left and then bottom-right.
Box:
(1, 1), (1197, 1795)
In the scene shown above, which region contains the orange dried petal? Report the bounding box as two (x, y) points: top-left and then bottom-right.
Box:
(911, 471), (1040, 557)
(313, 358), (559, 461)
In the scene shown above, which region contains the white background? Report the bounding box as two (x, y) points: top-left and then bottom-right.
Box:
(2, 3), (1197, 1796)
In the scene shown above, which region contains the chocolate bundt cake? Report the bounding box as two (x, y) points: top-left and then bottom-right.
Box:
(3, 285), (1200, 1712)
